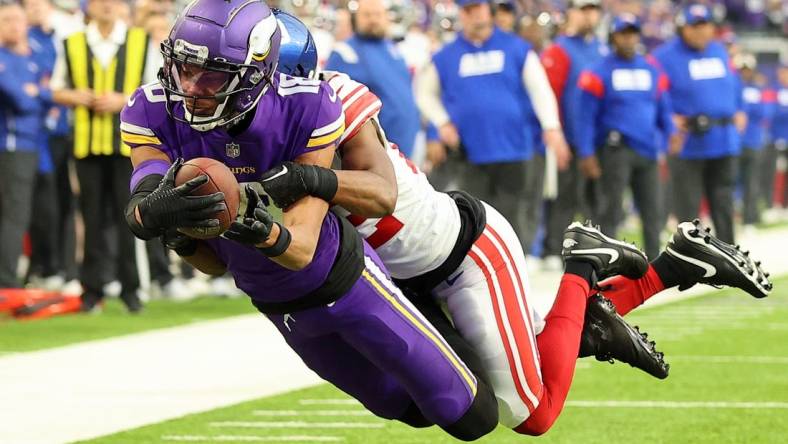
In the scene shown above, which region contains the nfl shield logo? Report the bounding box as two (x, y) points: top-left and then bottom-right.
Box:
(226, 142), (241, 158)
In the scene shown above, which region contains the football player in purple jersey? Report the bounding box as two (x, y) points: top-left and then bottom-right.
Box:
(121, 0), (499, 440)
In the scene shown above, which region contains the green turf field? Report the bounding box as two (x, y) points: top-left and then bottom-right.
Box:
(0, 296), (254, 353)
(79, 278), (788, 444)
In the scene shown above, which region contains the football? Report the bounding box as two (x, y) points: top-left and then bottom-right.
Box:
(174, 157), (240, 239)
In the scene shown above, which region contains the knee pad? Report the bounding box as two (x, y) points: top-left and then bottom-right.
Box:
(396, 402), (433, 428)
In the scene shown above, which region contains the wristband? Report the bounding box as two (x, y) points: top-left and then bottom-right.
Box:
(308, 165), (338, 202)
(126, 174), (165, 240)
(130, 159), (169, 192)
(257, 223), (292, 257)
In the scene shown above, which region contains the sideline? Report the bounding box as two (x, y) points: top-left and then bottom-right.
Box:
(0, 316), (322, 444)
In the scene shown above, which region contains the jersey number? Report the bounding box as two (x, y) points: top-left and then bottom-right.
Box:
(278, 74), (321, 96)
(347, 214), (403, 249)
(141, 82), (169, 103)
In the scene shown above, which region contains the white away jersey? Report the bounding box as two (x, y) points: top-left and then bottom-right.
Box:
(325, 70), (461, 279)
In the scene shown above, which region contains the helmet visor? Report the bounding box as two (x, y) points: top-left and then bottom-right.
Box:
(169, 60), (234, 97)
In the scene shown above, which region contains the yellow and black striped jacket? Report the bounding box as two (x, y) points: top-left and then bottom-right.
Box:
(64, 27), (148, 159)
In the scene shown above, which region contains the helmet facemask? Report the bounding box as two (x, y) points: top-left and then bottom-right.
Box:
(159, 38), (272, 131)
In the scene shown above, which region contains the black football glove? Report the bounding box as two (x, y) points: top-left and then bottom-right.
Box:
(137, 158), (227, 232)
(259, 161), (338, 208)
(223, 185), (275, 246)
(161, 227), (197, 257)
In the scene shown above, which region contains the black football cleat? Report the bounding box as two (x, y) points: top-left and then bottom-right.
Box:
(665, 219), (772, 298)
(579, 294), (670, 379)
(562, 221), (649, 280)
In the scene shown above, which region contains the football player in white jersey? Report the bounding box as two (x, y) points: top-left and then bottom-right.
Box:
(256, 11), (667, 435)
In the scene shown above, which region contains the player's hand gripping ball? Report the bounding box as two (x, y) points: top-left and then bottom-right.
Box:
(173, 158), (241, 239)
(137, 158), (232, 238)
(223, 185), (275, 246)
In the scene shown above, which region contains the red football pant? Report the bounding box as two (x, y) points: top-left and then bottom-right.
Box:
(599, 265), (666, 316)
(514, 273), (590, 435)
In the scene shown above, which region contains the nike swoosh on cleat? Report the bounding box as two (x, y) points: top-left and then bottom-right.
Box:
(263, 165), (289, 182)
(571, 248), (619, 263)
(666, 246), (717, 278)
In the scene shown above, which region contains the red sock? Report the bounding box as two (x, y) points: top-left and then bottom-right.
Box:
(598, 265), (666, 316)
(514, 273), (589, 436)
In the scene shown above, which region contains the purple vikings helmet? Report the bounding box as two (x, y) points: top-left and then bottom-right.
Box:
(159, 0), (281, 131)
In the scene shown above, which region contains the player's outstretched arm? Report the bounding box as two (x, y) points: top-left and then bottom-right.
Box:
(260, 120), (397, 217)
(229, 147), (336, 271)
(332, 120), (397, 216)
(273, 147), (335, 270)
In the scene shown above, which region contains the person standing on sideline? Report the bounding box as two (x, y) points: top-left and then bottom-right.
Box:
(575, 14), (678, 259)
(51, 0), (158, 312)
(734, 53), (773, 229)
(416, 0), (570, 252)
(23, 0), (80, 289)
(767, 64), (788, 213)
(653, 3), (747, 244)
(491, 0), (517, 33)
(540, 0), (607, 270)
(325, 0), (421, 157)
(0, 1), (51, 289)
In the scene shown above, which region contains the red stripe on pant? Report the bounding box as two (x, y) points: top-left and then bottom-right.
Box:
(467, 248), (536, 414)
(469, 229), (543, 412)
(475, 229), (544, 402)
(485, 225), (540, 355)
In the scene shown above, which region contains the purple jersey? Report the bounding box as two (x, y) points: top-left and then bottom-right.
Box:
(120, 74), (345, 302)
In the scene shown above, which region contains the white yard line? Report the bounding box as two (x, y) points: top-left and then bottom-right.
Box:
(668, 355), (788, 364)
(566, 400), (788, 409)
(298, 399), (362, 406)
(1, 227), (786, 444)
(209, 422), (384, 429)
(253, 410), (373, 417)
(161, 435), (344, 442)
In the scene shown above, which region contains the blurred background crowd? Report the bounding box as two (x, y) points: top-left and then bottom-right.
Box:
(0, 0), (786, 314)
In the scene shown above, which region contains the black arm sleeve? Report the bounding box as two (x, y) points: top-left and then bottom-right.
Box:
(125, 174), (164, 240)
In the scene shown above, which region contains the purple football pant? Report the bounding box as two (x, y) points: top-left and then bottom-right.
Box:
(267, 245), (477, 427)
